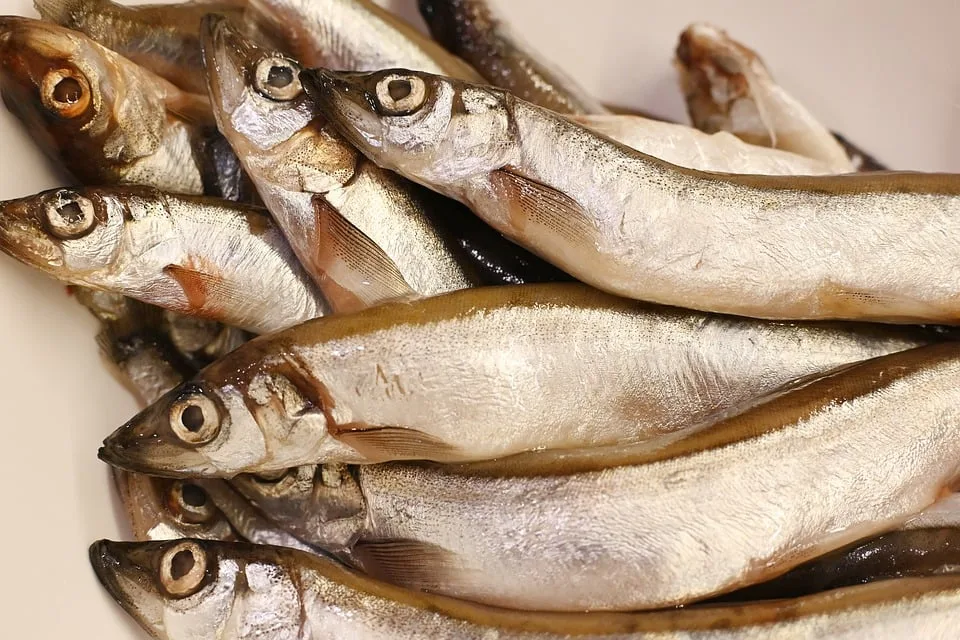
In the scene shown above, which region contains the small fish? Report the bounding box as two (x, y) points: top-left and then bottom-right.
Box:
(0, 16), (248, 200)
(33, 0), (260, 96)
(418, 0), (607, 115)
(90, 538), (960, 639)
(98, 283), (941, 477)
(248, 0), (483, 80)
(715, 528), (960, 602)
(161, 310), (248, 370)
(675, 23), (856, 173)
(304, 67), (960, 324)
(163, 343), (960, 611)
(0, 185), (328, 333)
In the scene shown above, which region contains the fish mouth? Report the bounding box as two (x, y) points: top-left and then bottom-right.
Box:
(89, 540), (153, 634)
(200, 14), (258, 118)
(0, 197), (64, 271)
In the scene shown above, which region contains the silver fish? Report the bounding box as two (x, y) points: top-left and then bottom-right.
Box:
(214, 342), (960, 611)
(0, 185), (328, 334)
(90, 538), (960, 639)
(98, 283), (940, 477)
(304, 67), (960, 324)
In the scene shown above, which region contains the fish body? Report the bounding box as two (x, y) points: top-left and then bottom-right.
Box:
(304, 68), (960, 324)
(100, 283), (941, 477)
(0, 16), (246, 199)
(231, 343), (960, 611)
(675, 23), (855, 173)
(418, 0), (607, 115)
(0, 186), (328, 333)
(90, 538), (960, 639)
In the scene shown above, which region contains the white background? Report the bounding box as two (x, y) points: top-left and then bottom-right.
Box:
(0, 1), (957, 637)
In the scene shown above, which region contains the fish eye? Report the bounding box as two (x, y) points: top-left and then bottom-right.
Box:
(159, 541), (208, 598)
(43, 191), (96, 240)
(253, 57), (303, 102)
(169, 391), (221, 445)
(374, 74), (428, 116)
(168, 481), (218, 524)
(40, 68), (91, 119)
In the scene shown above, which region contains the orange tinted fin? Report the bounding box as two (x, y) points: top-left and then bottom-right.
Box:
(164, 264), (243, 319)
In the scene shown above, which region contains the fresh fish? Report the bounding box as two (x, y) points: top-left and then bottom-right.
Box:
(98, 283), (942, 477)
(0, 16), (248, 200)
(249, 0), (483, 80)
(714, 528), (960, 602)
(675, 23), (855, 173)
(187, 342), (960, 611)
(574, 114), (835, 175)
(0, 185), (328, 333)
(33, 0), (258, 96)
(201, 16), (558, 310)
(418, 0), (607, 115)
(304, 68), (960, 324)
(89, 538), (960, 639)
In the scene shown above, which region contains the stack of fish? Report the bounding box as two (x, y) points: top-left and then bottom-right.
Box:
(2, 0), (960, 637)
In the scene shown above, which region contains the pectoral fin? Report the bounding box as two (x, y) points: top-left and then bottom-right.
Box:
(164, 264), (240, 320)
(353, 539), (460, 593)
(490, 168), (596, 246)
(334, 426), (461, 463)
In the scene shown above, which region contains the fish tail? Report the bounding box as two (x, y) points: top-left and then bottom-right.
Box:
(33, 0), (102, 27)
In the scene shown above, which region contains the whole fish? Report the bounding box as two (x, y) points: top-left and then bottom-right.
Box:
(90, 538), (960, 639)
(0, 16), (248, 200)
(33, 0), (258, 96)
(0, 185), (328, 333)
(202, 16), (560, 310)
(248, 0), (483, 80)
(304, 68), (960, 324)
(675, 23), (855, 173)
(574, 114), (835, 175)
(715, 528), (960, 602)
(418, 0), (607, 115)
(98, 283), (941, 477)
(191, 343), (960, 611)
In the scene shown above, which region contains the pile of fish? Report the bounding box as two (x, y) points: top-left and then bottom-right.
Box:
(3, 0), (960, 637)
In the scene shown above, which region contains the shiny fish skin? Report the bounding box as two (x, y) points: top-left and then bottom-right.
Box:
(675, 23), (854, 173)
(904, 493), (960, 530)
(0, 16), (245, 200)
(99, 283), (942, 477)
(0, 185), (328, 334)
(89, 539), (960, 639)
(249, 0), (483, 80)
(305, 68), (960, 324)
(237, 343), (960, 611)
(574, 115), (835, 175)
(418, 0), (607, 115)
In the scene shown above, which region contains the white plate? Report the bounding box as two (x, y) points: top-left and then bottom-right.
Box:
(0, 1), (956, 637)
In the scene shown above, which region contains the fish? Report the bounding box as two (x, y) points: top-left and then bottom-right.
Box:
(714, 528), (960, 602)
(184, 342), (960, 611)
(0, 16), (249, 200)
(675, 23), (856, 173)
(33, 0), (261, 96)
(904, 493), (960, 530)
(97, 282), (943, 477)
(304, 67), (960, 324)
(161, 310), (248, 370)
(90, 538), (960, 639)
(418, 0), (607, 115)
(248, 0), (483, 80)
(0, 185), (328, 333)
(201, 16), (559, 311)
(574, 114), (835, 175)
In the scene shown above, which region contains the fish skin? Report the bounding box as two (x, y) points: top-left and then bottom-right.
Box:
(233, 342), (960, 611)
(0, 16), (246, 200)
(418, 0), (607, 115)
(304, 67), (960, 324)
(90, 538), (960, 639)
(675, 23), (855, 173)
(98, 282), (943, 477)
(0, 185), (328, 334)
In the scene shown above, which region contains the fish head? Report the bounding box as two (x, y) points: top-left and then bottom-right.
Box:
(90, 539), (304, 639)
(201, 15), (357, 195)
(302, 67), (515, 188)
(0, 187), (126, 282)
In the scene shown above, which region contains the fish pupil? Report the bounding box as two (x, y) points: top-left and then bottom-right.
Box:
(181, 405), (205, 432)
(388, 79), (413, 101)
(266, 65), (294, 89)
(53, 77), (83, 105)
(170, 549), (195, 580)
(181, 483), (207, 508)
(58, 201), (84, 224)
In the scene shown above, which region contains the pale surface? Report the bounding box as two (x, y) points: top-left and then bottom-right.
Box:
(0, 0), (956, 638)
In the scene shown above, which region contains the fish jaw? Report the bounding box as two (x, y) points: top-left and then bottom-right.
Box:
(89, 540), (168, 638)
(0, 194), (65, 274)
